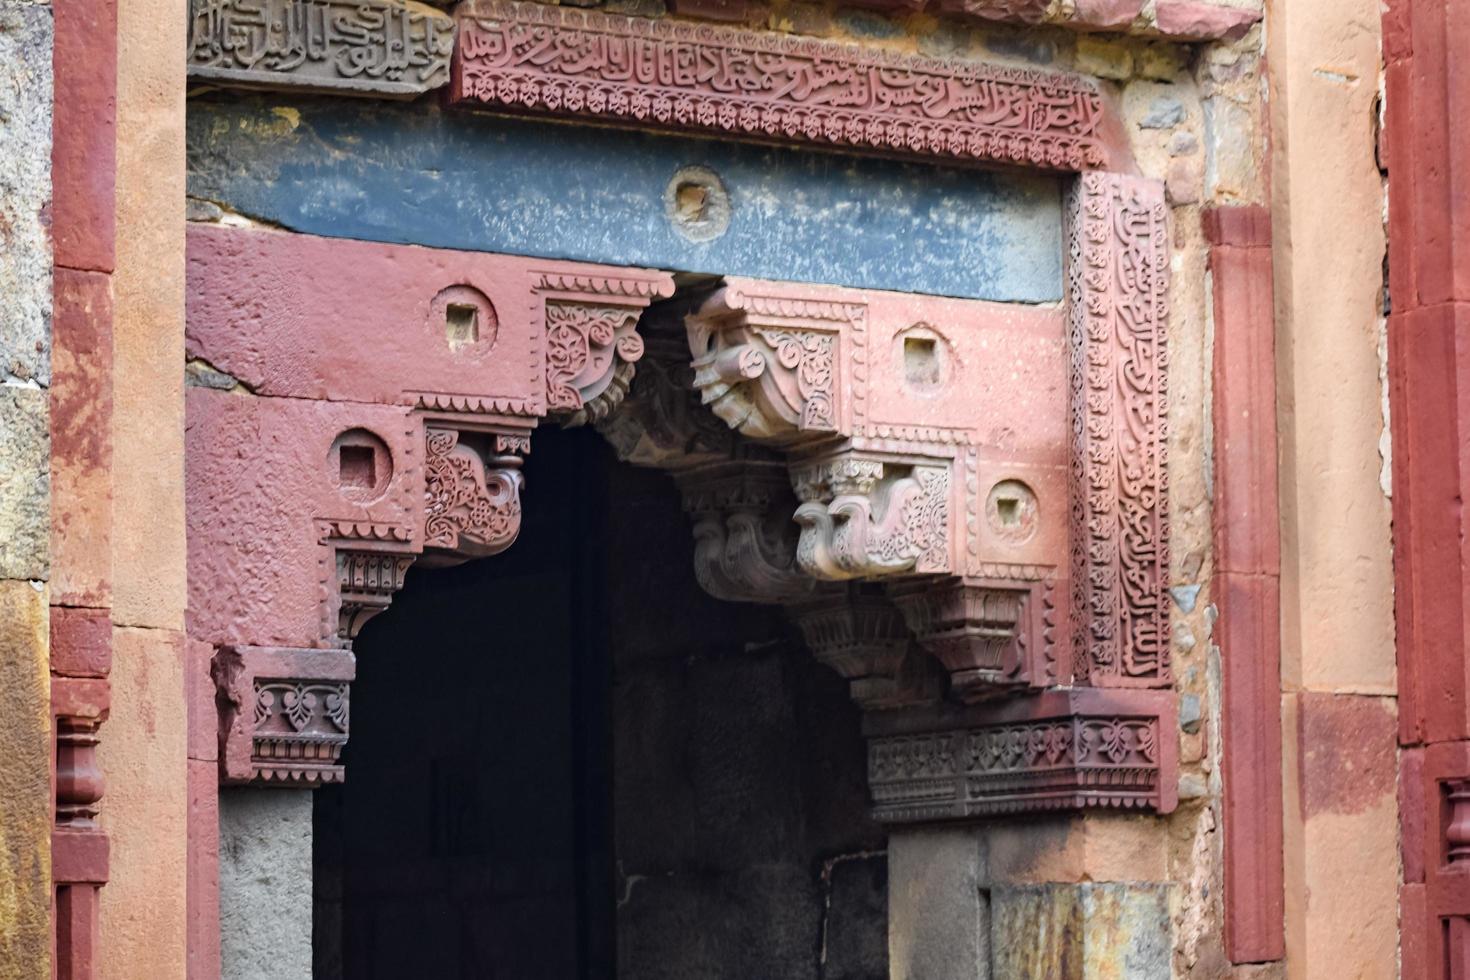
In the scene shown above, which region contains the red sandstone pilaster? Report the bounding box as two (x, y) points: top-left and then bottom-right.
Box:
(1204, 205), (1284, 964)
(49, 2), (118, 977)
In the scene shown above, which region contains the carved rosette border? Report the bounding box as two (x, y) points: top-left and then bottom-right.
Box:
(452, 0), (1108, 171)
(863, 689), (1178, 823)
(1065, 172), (1171, 687)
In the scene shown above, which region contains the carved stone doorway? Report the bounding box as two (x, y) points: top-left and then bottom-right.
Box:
(309, 426), (884, 979)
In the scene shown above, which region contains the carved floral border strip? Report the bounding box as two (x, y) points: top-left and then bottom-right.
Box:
(451, 0), (1109, 171)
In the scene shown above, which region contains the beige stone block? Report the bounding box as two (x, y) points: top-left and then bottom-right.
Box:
(984, 813), (1169, 885)
(1076, 36), (1134, 80)
(0, 386), (50, 580)
(98, 626), (187, 980)
(111, 0), (186, 631)
(0, 580), (51, 980)
(1281, 692), (1398, 980)
(1270, 0), (1392, 696)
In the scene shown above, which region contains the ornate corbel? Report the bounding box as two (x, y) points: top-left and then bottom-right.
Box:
(536, 271), (675, 427)
(213, 646), (356, 786)
(887, 575), (1057, 702)
(596, 335), (735, 470)
(787, 586), (944, 710)
(676, 458), (817, 604)
(422, 424), (527, 560)
(790, 452), (952, 580)
(685, 282), (859, 445)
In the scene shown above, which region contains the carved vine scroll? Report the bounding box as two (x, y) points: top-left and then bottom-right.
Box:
(451, 0), (1110, 171)
(1065, 172), (1171, 687)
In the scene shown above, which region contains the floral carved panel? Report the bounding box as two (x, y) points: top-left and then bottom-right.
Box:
(213, 645), (357, 786)
(450, 0), (1113, 171)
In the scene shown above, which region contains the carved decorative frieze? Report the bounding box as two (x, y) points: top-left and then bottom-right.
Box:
(678, 459), (818, 604)
(214, 646), (357, 786)
(791, 453), (952, 580)
(451, 0), (1109, 171)
(863, 689), (1178, 822)
(686, 285), (858, 445)
(423, 426), (525, 559)
(535, 271), (675, 426)
(788, 586), (944, 710)
(188, 0), (456, 97)
(1065, 173), (1171, 687)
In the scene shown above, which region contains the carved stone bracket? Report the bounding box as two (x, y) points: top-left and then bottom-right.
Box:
(536, 271), (675, 426)
(597, 336), (736, 470)
(451, 0), (1112, 172)
(187, 0), (456, 98)
(677, 458), (819, 604)
(423, 425), (526, 560)
(686, 283), (857, 445)
(888, 576), (1054, 701)
(787, 586), (944, 710)
(863, 688), (1178, 823)
(1066, 173), (1171, 687)
(791, 452), (952, 581)
(213, 646), (357, 786)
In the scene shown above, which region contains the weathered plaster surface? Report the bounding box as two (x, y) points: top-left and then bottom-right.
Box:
(0, 2), (53, 387)
(0, 3), (52, 977)
(219, 790), (312, 980)
(185, 98), (1064, 303)
(0, 580), (52, 980)
(0, 387), (51, 581)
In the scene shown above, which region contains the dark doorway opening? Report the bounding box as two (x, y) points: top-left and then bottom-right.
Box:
(314, 427), (887, 979)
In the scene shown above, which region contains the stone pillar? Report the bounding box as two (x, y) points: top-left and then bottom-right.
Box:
(888, 828), (990, 980)
(990, 883), (1172, 978)
(219, 790), (313, 980)
(888, 821), (1175, 980)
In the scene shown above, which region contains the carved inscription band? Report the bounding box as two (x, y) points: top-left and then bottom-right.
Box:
(452, 0), (1109, 171)
(189, 0), (455, 97)
(1066, 172), (1171, 687)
